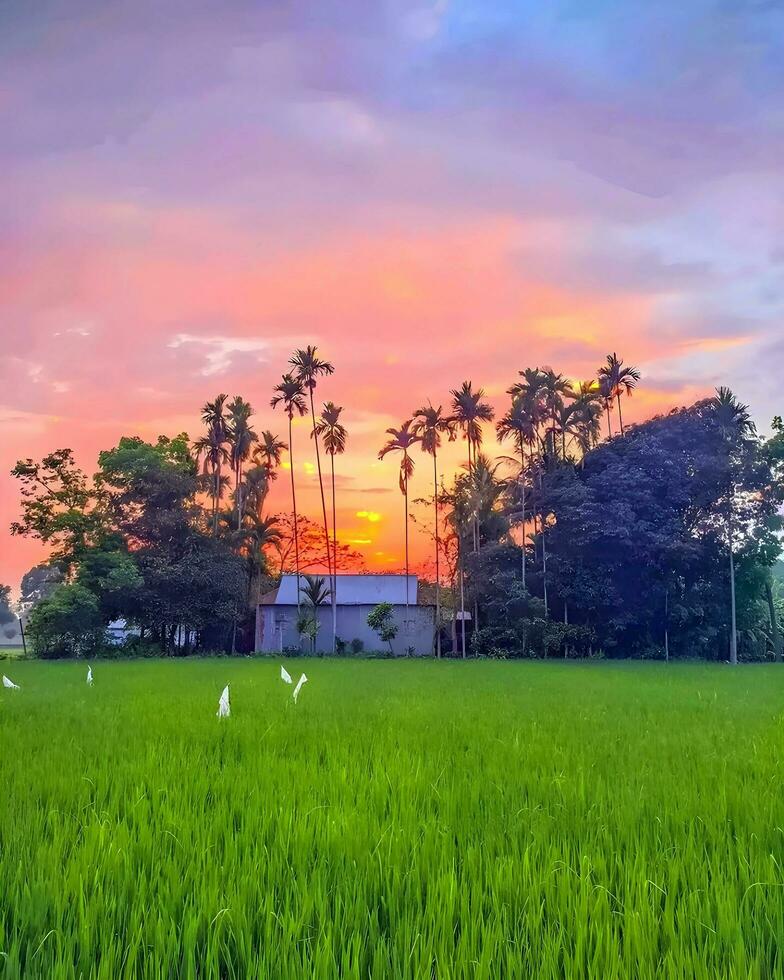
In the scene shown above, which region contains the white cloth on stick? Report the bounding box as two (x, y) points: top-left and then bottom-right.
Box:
(2, 674), (20, 690)
(217, 684), (230, 718)
(292, 673), (308, 704)
(87, 666), (93, 686)
(280, 665), (292, 684)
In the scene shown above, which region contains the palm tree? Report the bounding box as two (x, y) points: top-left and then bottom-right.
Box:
(243, 514), (283, 609)
(299, 573), (331, 655)
(242, 430), (287, 521)
(450, 381), (495, 473)
(290, 347), (335, 627)
(254, 430), (287, 478)
(378, 422), (421, 617)
(271, 373), (308, 610)
(496, 396), (536, 588)
(712, 386), (755, 666)
(598, 353), (641, 436)
(445, 474), (472, 658)
(539, 369), (573, 462)
(411, 403), (456, 657)
(226, 396), (257, 530)
(196, 394), (230, 534)
(314, 401), (347, 655)
(450, 381), (494, 626)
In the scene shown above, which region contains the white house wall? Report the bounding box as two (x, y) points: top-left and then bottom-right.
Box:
(256, 604), (435, 656)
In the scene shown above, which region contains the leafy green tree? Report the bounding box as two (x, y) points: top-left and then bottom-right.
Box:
(26, 583), (105, 659)
(10, 449), (104, 574)
(97, 435), (245, 652)
(19, 564), (64, 615)
(367, 602), (398, 656)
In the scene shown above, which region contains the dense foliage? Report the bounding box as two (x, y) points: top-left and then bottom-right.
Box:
(8, 346), (783, 660)
(443, 394), (783, 661)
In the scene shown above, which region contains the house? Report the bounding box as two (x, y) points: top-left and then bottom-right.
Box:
(255, 574), (435, 655)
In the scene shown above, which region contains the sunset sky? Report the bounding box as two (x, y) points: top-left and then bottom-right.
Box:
(2, 1), (783, 590)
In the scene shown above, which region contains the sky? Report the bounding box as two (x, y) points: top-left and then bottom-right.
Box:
(1, 0), (783, 590)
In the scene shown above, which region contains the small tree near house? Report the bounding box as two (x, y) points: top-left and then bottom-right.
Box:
(367, 602), (398, 656)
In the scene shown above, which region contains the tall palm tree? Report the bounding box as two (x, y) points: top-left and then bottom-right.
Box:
(271, 374), (308, 610)
(598, 353), (641, 436)
(445, 474), (472, 658)
(242, 431), (287, 521)
(496, 396), (536, 589)
(450, 381), (494, 624)
(378, 422), (421, 617)
(226, 396), (257, 530)
(450, 381), (495, 473)
(411, 403), (456, 657)
(539, 369), (573, 462)
(290, 347), (335, 610)
(712, 386), (755, 666)
(196, 394), (230, 534)
(314, 401), (347, 655)
(597, 374), (614, 439)
(254, 430), (287, 479)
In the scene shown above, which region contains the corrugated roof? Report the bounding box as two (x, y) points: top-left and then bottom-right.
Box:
(267, 574), (418, 606)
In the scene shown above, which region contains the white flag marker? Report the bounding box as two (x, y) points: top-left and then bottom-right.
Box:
(2, 674), (20, 690)
(292, 673), (308, 704)
(217, 684), (230, 718)
(280, 665), (292, 685)
(87, 665), (93, 686)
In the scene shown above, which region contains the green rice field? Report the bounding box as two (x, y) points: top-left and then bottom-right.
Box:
(2, 659), (784, 978)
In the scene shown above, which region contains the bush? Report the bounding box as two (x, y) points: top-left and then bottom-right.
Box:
(350, 638), (364, 655)
(26, 584), (106, 659)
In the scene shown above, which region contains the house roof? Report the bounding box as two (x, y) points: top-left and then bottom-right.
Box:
(261, 574), (419, 606)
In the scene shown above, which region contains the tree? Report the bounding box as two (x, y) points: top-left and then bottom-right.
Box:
(314, 401), (347, 656)
(290, 346), (335, 634)
(19, 564), (64, 615)
(26, 583), (105, 659)
(96, 434), (246, 652)
(195, 394), (230, 534)
(10, 449), (102, 574)
(598, 353), (640, 436)
(496, 397), (536, 588)
(537, 399), (780, 659)
(378, 422), (421, 617)
(270, 514), (365, 576)
(0, 585), (14, 627)
(411, 403), (456, 657)
(299, 573), (331, 654)
(0, 585), (17, 644)
(712, 386), (756, 665)
(450, 381), (495, 472)
(271, 374), (308, 611)
(226, 396), (257, 530)
(367, 602), (398, 656)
